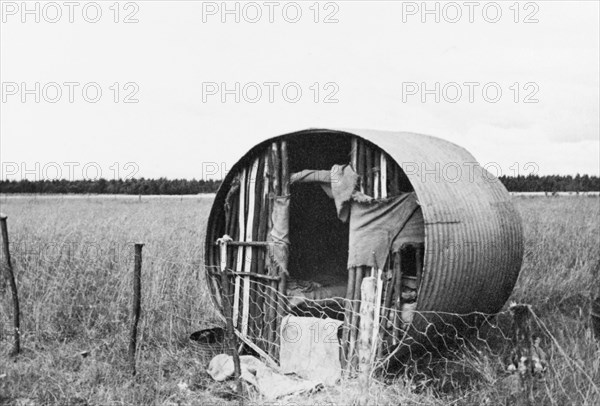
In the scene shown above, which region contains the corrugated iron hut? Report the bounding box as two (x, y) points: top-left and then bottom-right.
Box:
(204, 128), (523, 365)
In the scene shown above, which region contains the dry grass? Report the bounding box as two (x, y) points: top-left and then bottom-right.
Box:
(0, 195), (599, 405)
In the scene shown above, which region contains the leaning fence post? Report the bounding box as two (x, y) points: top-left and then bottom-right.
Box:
(1, 214), (20, 356)
(218, 236), (243, 404)
(129, 243), (143, 376)
(358, 276), (376, 405)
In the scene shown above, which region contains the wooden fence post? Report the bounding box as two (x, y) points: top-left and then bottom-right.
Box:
(1, 213), (21, 356)
(358, 276), (376, 405)
(591, 296), (600, 341)
(129, 243), (143, 376)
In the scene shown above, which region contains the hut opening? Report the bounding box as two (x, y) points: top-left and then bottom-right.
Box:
(287, 133), (351, 312)
(205, 128), (523, 371)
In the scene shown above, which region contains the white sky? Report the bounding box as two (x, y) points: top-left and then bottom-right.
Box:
(1, 0), (598, 181)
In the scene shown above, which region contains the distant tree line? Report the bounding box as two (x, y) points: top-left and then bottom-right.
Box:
(0, 174), (598, 194)
(0, 178), (221, 195)
(498, 174), (599, 193)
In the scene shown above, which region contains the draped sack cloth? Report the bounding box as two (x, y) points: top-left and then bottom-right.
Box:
(326, 164), (422, 269)
(207, 354), (321, 400)
(280, 316), (343, 386)
(330, 164), (361, 222)
(391, 205), (424, 251)
(347, 193), (420, 269)
(267, 195), (290, 276)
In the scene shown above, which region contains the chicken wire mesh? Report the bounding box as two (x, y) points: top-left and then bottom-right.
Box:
(219, 275), (599, 405)
(2, 237), (598, 404)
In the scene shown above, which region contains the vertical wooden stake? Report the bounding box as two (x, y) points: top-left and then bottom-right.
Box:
(373, 151), (380, 199)
(348, 266), (365, 372)
(393, 252), (403, 344)
(358, 276), (376, 405)
(380, 154), (388, 198)
(365, 145), (373, 196)
(274, 140), (290, 359)
(234, 169), (248, 329)
(267, 142), (280, 358)
(592, 296), (600, 341)
(379, 259), (396, 362)
(242, 158), (259, 337)
(371, 268), (383, 361)
(254, 154), (268, 346)
(129, 243), (143, 376)
(1, 214), (20, 356)
(219, 237), (243, 402)
(357, 140), (365, 193)
(342, 267), (356, 370)
(351, 137), (358, 171)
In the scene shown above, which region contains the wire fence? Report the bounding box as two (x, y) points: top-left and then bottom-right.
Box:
(2, 240), (599, 405)
(215, 274), (599, 405)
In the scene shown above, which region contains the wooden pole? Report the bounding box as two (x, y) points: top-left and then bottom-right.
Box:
(234, 169), (248, 329)
(343, 138), (359, 369)
(358, 276), (376, 405)
(251, 156), (265, 277)
(351, 137), (358, 171)
(373, 151), (380, 199)
(267, 142), (280, 357)
(342, 267), (356, 370)
(393, 252), (403, 344)
(365, 145), (373, 196)
(129, 243), (143, 376)
(379, 258), (396, 361)
(591, 296), (600, 341)
(267, 279), (278, 357)
(357, 140), (365, 193)
(219, 237), (243, 401)
(272, 142), (281, 197)
(383, 257), (396, 317)
(371, 268), (383, 361)
(242, 158), (259, 337)
(372, 154), (388, 361)
(380, 153), (387, 198)
(257, 151), (270, 352)
(0, 214), (20, 356)
(208, 269), (280, 281)
(349, 266), (365, 372)
(254, 154), (268, 346)
(227, 189), (239, 276)
(275, 140), (290, 359)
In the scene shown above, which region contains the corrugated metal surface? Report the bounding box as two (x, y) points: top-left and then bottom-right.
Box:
(205, 128), (523, 316)
(346, 129), (523, 314)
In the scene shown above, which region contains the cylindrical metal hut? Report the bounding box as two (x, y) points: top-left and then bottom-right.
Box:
(204, 128), (523, 363)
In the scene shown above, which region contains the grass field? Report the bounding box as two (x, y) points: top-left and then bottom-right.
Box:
(0, 195), (599, 405)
